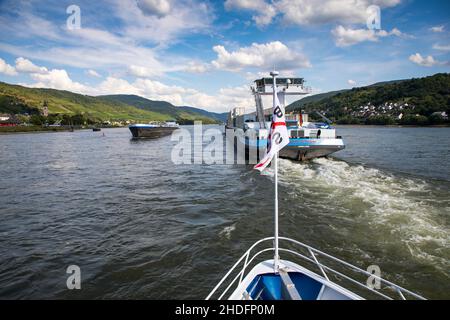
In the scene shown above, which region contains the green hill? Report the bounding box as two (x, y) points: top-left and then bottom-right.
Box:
(286, 89), (348, 112)
(0, 82), (221, 124)
(177, 106), (228, 123)
(287, 73), (450, 125)
(99, 94), (226, 123)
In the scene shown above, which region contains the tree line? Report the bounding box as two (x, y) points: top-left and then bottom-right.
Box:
(295, 73), (450, 126)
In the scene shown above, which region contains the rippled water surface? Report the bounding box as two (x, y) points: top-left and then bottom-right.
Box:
(0, 126), (449, 299)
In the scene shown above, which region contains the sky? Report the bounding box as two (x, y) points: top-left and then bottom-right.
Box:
(0, 0), (449, 112)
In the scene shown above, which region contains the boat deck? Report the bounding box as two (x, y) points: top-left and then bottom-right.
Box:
(207, 237), (426, 301)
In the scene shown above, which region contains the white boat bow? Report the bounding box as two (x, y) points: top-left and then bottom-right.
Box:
(206, 237), (426, 301)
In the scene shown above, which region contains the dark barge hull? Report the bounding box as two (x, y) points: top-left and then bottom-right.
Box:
(129, 126), (178, 138)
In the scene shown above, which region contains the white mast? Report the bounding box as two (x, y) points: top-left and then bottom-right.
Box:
(270, 70), (280, 273)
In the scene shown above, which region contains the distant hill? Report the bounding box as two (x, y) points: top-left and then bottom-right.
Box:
(286, 80), (410, 112)
(178, 106), (228, 122)
(286, 89), (348, 112)
(367, 79), (408, 87)
(286, 73), (450, 125)
(100, 94), (227, 123)
(0, 82), (221, 124)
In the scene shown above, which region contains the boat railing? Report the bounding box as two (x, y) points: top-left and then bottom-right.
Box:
(206, 237), (426, 300)
(303, 86), (312, 94)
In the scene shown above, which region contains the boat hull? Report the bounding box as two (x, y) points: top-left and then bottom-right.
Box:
(279, 139), (345, 161)
(129, 126), (178, 138)
(228, 130), (345, 161)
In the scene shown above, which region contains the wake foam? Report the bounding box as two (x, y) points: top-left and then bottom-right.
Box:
(276, 157), (450, 275)
(219, 224), (236, 239)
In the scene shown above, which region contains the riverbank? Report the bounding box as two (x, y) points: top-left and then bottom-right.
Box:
(0, 125), (116, 134)
(335, 124), (450, 128)
(0, 125), (80, 134)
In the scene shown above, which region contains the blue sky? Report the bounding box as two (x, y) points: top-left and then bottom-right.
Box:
(0, 0), (449, 112)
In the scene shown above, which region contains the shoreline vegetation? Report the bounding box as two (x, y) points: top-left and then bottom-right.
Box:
(0, 125), (79, 134)
(0, 82), (226, 128)
(288, 73), (450, 126)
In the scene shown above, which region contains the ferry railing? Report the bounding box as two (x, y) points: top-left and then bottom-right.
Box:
(302, 86), (312, 94)
(206, 237), (426, 300)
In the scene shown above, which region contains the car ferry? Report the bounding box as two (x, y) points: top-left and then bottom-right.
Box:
(225, 77), (344, 161)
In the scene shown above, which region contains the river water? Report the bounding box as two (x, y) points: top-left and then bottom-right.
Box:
(0, 125), (448, 299)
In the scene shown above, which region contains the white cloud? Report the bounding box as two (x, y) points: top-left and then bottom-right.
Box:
(86, 69), (101, 78)
(277, 0), (368, 25)
(332, 26), (378, 47)
(115, 0), (213, 44)
(332, 26), (405, 47)
(15, 57), (48, 74)
(384, 28), (407, 37)
(183, 61), (210, 73)
(0, 58), (17, 76)
(0, 0), (212, 79)
(433, 43), (450, 51)
(226, 0), (401, 26)
(14, 58), (90, 93)
(28, 69), (90, 93)
(128, 65), (161, 78)
(430, 25), (445, 33)
(225, 0), (277, 27)
(137, 0), (171, 17)
(15, 57), (101, 94)
(215, 85), (254, 110)
(0, 40), (167, 76)
(348, 79), (357, 86)
(2, 0), (212, 46)
(212, 41), (311, 72)
(11, 58), (93, 93)
(2, 10), (62, 41)
(96, 77), (141, 96)
(183, 85), (255, 111)
(408, 53), (439, 67)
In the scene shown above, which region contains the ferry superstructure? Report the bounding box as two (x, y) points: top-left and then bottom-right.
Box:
(226, 77), (345, 161)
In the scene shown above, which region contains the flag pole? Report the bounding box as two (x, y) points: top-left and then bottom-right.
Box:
(274, 150), (279, 272)
(271, 71), (280, 273)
